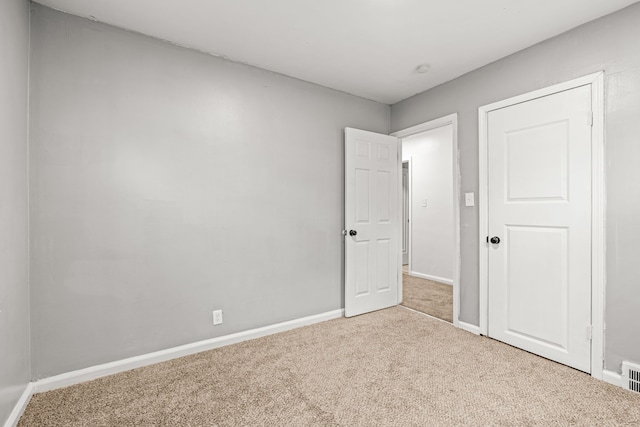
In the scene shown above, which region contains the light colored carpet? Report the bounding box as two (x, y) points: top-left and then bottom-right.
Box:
(19, 307), (640, 426)
(402, 273), (453, 323)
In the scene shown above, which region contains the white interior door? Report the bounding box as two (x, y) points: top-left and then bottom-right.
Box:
(487, 85), (593, 372)
(345, 128), (399, 317)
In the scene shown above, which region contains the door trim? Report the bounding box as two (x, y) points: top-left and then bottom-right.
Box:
(478, 72), (605, 379)
(402, 159), (412, 274)
(391, 113), (460, 328)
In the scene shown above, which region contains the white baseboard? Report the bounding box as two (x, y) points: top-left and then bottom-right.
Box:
(6, 316), (631, 425)
(3, 383), (34, 427)
(457, 320), (480, 335)
(602, 369), (624, 388)
(33, 309), (344, 394)
(409, 271), (453, 285)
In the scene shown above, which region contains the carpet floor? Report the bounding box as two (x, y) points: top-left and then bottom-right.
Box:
(401, 273), (453, 323)
(19, 307), (640, 426)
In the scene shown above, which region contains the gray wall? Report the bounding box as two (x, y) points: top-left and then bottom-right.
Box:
(0, 0), (31, 423)
(391, 2), (640, 372)
(29, 5), (389, 379)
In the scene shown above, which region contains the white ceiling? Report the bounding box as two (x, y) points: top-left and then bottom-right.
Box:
(33, 0), (638, 104)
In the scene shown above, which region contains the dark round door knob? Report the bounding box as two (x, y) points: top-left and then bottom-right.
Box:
(490, 236), (501, 244)
(349, 230), (358, 236)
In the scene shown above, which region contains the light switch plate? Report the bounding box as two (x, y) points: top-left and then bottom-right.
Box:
(464, 192), (475, 207)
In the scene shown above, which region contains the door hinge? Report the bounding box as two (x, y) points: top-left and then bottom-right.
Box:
(587, 111), (593, 127)
(586, 325), (593, 340)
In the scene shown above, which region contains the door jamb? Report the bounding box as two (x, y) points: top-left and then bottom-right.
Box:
(478, 72), (605, 379)
(402, 159), (412, 276)
(391, 113), (460, 328)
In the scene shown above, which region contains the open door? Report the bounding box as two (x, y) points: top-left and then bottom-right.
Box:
(344, 128), (400, 317)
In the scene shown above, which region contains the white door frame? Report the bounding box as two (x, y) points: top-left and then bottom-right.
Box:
(391, 113), (461, 327)
(402, 159), (412, 271)
(478, 72), (605, 379)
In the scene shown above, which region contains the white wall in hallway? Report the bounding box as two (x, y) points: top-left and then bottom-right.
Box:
(402, 125), (454, 284)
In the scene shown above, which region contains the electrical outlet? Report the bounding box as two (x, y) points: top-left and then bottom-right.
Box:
(212, 310), (223, 326)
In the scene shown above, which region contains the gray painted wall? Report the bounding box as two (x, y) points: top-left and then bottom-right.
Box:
(29, 5), (389, 379)
(391, 2), (640, 372)
(0, 0), (31, 423)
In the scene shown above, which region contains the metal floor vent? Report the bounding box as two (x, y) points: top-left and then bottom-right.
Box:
(622, 361), (640, 393)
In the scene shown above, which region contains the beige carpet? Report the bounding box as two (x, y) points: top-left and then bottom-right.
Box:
(402, 273), (453, 323)
(19, 307), (640, 426)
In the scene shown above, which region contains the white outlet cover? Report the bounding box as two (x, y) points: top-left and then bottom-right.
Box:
(213, 310), (223, 325)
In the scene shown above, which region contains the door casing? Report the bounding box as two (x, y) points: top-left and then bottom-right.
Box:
(478, 72), (605, 379)
(402, 159), (411, 268)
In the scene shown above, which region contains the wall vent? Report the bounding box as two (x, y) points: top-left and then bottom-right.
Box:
(622, 361), (640, 393)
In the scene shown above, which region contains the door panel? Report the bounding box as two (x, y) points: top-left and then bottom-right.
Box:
(505, 121), (568, 201)
(355, 169), (370, 222)
(376, 239), (391, 291)
(355, 242), (370, 296)
(345, 128), (399, 317)
(487, 85), (592, 372)
(377, 171), (391, 221)
(505, 225), (568, 350)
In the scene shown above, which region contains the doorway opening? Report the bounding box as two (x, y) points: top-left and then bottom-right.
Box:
(393, 114), (459, 325)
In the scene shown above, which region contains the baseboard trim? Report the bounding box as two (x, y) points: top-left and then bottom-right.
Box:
(457, 321), (481, 335)
(602, 369), (624, 388)
(408, 271), (453, 286)
(3, 382), (34, 427)
(33, 308), (344, 394)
